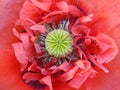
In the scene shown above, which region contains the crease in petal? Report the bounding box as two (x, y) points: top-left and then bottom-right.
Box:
(56, 1), (69, 13)
(12, 42), (28, 71)
(68, 5), (82, 17)
(57, 66), (78, 82)
(20, 1), (41, 22)
(67, 68), (93, 89)
(96, 33), (118, 64)
(30, 0), (51, 11)
(40, 75), (53, 90)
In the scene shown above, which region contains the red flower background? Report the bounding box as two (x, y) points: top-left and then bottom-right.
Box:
(0, 0), (120, 90)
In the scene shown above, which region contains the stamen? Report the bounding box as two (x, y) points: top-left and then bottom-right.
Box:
(28, 81), (46, 89)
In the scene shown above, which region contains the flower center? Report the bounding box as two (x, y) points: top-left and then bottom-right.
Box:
(45, 29), (73, 58)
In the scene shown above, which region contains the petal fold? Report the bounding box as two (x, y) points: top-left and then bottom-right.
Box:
(20, 1), (41, 22)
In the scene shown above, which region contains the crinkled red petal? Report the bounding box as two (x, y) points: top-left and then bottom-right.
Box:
(30, 0), (51, 11)
(40, 75), (53, 90)
(91, 25), (120, 90)
(20, 1), (41, 22)
(23, 72), (42, 81)
(95, 33), (118, 64)
(12, 42), (28, 71)
(30, 24), (46, 33)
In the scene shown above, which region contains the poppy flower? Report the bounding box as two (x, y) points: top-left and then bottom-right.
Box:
(0, 0), (120, 90)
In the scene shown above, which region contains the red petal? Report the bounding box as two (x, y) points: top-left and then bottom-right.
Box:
(28, 64), (40, 72)
(23, 72), (42, 81)
(53, 81), (78, 90)
(75, 14), (93, 24)
(71, 25), (90, 36)
(56, 1), (69, 13)
(51, 62), (73, 74)
(30, 0), (51, 11)
(30, 24), (46, 33)
(20, 33), (34, 59)
(67, 69), (92, 89)
(12, 42), (28, 71)
(58, 66), (78, 82)
(40, 75), (53, 90)
(83, 0), (120, 33)
(68, 0), (120, 34)
(0, 50), (32, 90)
(20, 1), (41, 22)
(75, 60), (85, 69)
(87, 53), (109, 73)
(15, 19), (35, 37)
(0, 0), (25, 50)
(34, 43), (42, 55)
(91, 25), (120, 90)
(96, 33), (118, 64)
(42, 1), (68, 20)
(68, 5), (82, 17)
(0, 27), (19, 50)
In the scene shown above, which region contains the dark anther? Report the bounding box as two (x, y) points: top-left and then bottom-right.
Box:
(77, 6), (86, 16)
(90, 53), (94, 55)
(76, 38), (85, 45)
(28, 80), (46, 89)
